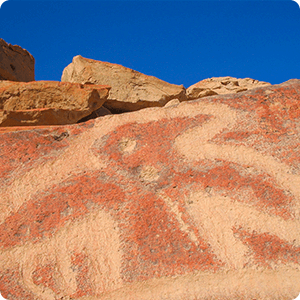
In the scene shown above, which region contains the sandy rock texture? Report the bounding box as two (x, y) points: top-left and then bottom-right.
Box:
(0, 81), (110, 126)
(0, 39), (35, 82)
(187, 76), (271, 100)
(61, 55), (186, 113)
(0, 80), (300, 300)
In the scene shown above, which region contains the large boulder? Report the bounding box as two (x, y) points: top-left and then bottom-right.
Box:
(187, 76), (271, 100)
(61, 55), (186, 113)
(0, 39), (35, 82)
(0, 80), (300, 300)
(0, 81), (110, 126)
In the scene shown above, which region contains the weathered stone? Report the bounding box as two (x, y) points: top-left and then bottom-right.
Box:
(0, 80), (300, 300)
(187, 76), (271, 100)
(61, 55), (186, 113)
(0, 39), (35, 82)
(164, 98), (180, 107)
(0, 81), (110, 126)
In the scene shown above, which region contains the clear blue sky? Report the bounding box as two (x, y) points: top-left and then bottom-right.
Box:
(1, 1), (299, 87)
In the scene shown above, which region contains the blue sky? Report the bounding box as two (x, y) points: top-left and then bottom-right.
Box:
(1, 0), (299, 87)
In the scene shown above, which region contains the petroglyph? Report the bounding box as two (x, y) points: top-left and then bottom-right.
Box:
(0, 126), (106, 224)
(174, 101), (300, 268)
(0, 109), (163, 224)
(187, 190), (300, 269)
(0, 209), (123, 299)
(1, 81), (300, 299)
(174, 102), (300, 203)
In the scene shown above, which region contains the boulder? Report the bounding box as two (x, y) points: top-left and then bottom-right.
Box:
(0, 80), (300, 300)
(0, 81), (110, 126)
(187, 76), (271, 100)
(0, 39), (35, 82)
(61, 55), (186, 113)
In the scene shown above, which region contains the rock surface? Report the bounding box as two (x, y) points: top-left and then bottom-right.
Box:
(0, 81), (110, 126)
(0, 80), (300, 300)
(61, 55), (186, 113)
(0, 39), (35, 82)
(187, 76), (271, 100)
(78, 106), (112, 123)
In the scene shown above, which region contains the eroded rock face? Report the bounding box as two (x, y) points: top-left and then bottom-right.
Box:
(0, 39), (35, 82)
(0, 81), (110, 126)
(61, 55), (186, 113)
(0, 80), (300, 300)
(187, 76), (271, 100)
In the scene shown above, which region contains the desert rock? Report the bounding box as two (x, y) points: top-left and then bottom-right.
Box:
(0, 80), (299, 299)
(0, 38), (35, 82)
(187, 76), (271, 100)
(0, 81), (110, 126)
(164, 98), (180, 107)
(61, 55), (186, 113)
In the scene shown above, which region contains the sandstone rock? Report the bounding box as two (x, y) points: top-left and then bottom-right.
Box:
(0, 39), (35, 82)
(0, 80), (300, 300)
(164, 98), (180, 107)
(61, 55), (186, 113)
(0, 81), (110, 126)
(187, 76), (271, 100)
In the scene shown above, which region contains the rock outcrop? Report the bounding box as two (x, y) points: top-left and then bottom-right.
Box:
(0, 81), (110, 126)
(0, 39), (35, 82)
(0, 79), (299, 300)
(187, 76), (271, 100)
(61, 55), (186, 113)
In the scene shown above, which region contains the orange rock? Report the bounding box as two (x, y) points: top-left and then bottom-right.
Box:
(0, 80), (300, 299)
(61, 55), (186, 113)
(0, 39), (35, 82)
(187, 76), (271, 100)
(0, 81), (110, 126)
